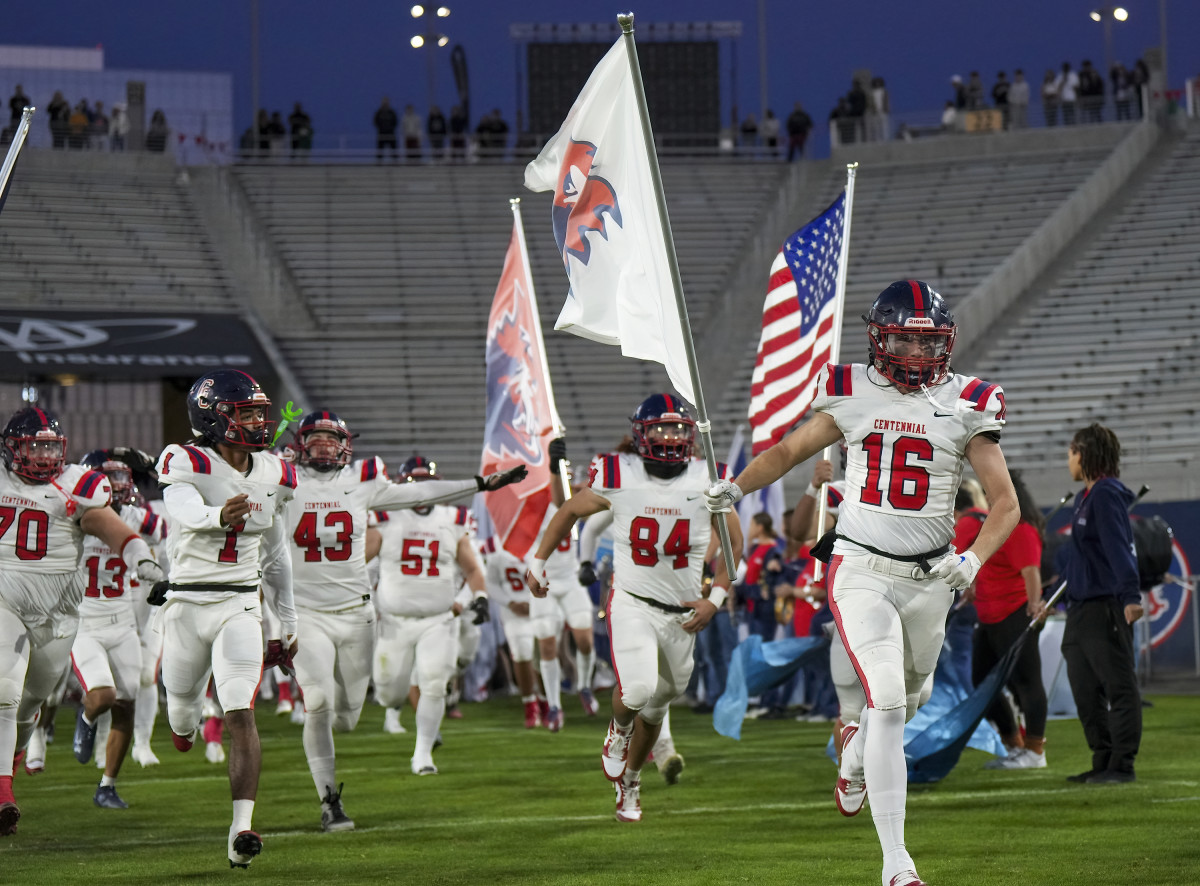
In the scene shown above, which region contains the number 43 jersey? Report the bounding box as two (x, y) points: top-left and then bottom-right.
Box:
(588, 454), (731, 609)
(814, 363), (1006, 558)
(375, 504), (472, 618)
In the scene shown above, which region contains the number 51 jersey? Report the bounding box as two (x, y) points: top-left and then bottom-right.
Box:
(588, 454), (730, 609)
(375, 504), (471, 618)
(814, 363), (1005, 557)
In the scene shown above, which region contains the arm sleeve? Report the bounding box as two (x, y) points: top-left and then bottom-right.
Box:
(578, 508), (615, 563)
(1095, 487), (1140, 606)
(369, 477), (479, 511)
(260, 515), (297, 633)
(161, 483), (225, 531)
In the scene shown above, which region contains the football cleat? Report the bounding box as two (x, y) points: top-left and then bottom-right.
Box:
(171, 729), (196, 752)
(131, 744), (161, 768)
(205, 741), (226, 764)
(888, 871), (928, 886)
(93, 784), (129, 809)
(601, 719), (632, 781)
(72, 708), (98, 764)
(985, 748), (1046, 770)
(228, 829), (263, 869)
(320, 783), (355, 832)
(289, 706), (306, 726)
(579, 688), (600, 717)
(523, 700), (542, 729)
(1087, 769), (1136, 784)
(411, 759), (438, 776)
(24, 728), (46, 774)
(614, 770), (642, 822)
(537, 698), (550, 724)
(0, 801), (19, 837)
(275, 698), (293, 716)
(383, 707), (407, 734)
(445, 703), (463, 721)
(546, 706), (564, 733)
(835, 723), (867, 817)
(659, 753), (685, 786)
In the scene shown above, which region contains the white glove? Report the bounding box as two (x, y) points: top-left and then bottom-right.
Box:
(929, 550), (981, 589)
(137, 558), (165, 583)
(704, 480), (743, 514)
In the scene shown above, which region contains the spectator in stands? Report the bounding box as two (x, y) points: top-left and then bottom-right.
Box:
(267, 111), (287, 157)
(427, 105), (446, 160)
(941, 100), (958, 131)
(739, 113), (758, 151)
(1041, 69), (1059, 126)
(1009, 69), (1030, 128)
(68, 101), (90, 150)
(145, 109), (169, 153)
(950, 74), (967, 110)
(974, 469), (1048, 770)
(760, 109), (780, 154)
(1060, 424), (1143, 785)
(866, 76), (889, 142)
(1056, 62), (1079, 125)
(110, 103), (128, 151)
(476, 109), (509, 161)
(830, 97), (855, 146)
(785, 101), (812, 161)
(47, 90), (70, 149)
(966, 71), (986, 110)
(373, 97), (398, 163)
(991, 71), (1010, 129)
(1131, 58), (1149, 118)
(90, 101), (110, 150)
(1078, 60), (1104, 123)
(401, 104), (422, 162)
(1111, 62), (1134, 121)
(846, 78), (867, 142)
(449, 105), (467, 162)
(9, 84), (29, 123)
(288, 103), (313, 158)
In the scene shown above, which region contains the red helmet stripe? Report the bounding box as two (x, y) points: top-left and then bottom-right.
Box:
(908, 280), (925, 312)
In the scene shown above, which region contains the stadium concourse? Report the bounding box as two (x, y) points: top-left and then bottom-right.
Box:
(1, 116), (1199, 502)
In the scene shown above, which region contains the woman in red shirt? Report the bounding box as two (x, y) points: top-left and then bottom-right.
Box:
(971, 469), (1048, 769)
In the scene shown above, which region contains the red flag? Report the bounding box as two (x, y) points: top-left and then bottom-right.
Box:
(481, 210), (561, 558)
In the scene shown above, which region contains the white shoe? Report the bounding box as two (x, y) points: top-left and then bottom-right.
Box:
(835, 723), (867, 817)
(383, 708), (406, 734)
(24, 726), (46, 774)
(615, 770), (642, 822)
(411, 758), (438, 776)
(658, 752), (685, 786)
(131, 744), (161, 768)
(601, 719), (632, 781)
(987, 747), (1047, 770)
(205, 741), (226, 764)
(290, 706), (306, 725)
(275, 698), (293, 717)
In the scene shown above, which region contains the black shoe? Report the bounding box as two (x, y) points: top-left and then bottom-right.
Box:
(1066, 769), (1099, 783)
(72, 708), (97, 764)
(93, 784), (129, 809)
(1087, 770), (1136, 784)
(320, 783), (354, 832)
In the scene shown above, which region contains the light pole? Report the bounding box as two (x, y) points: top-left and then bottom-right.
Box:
(410, 5), (451, 114)
(1089, 5), (1129, 84)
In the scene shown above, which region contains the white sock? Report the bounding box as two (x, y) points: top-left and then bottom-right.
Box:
(100, 774), (116, 787)
(841, 719), (865, 779)
(521, 694), (537, 704)
(134, 683), (158, 745)
(232, 798), (255, 834)
(0, 706), (15, 778)
(540, 659), (562, 709)
(81, 711), (95, 728)
(863, 707), (913, 881)
(413, 693), (444, 762)
(302, 709), (336, 800)
(575, 648), (596, 691)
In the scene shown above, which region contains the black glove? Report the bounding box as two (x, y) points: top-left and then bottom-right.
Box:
(548, 437), (568, 475)
(468, 596), (491, 625)
(578, 560), (597, 586)
(111, 446), (159, 477)
(476, 465), (528, 492)
(146, 581), (170, 606)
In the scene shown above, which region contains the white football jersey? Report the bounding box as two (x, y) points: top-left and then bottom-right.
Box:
(375, 504), (471, 617)
(285, 457), (478, 612)
(482, 536), (530, 606)
(156, 443), (296, 586)
(539, 504), (578, 588)
(814, 363), (1006, 557)
(0, 463), (112, 574)
(79, 503), (168, 617)
(588, 454), (730, 608)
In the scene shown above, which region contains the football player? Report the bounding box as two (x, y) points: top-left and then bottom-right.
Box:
(371, 455), (492, 776)
(69, 449), (169, 808)
(0, 407), (163, 837)
(153, 369), (299, 868)
(527, 394), (742, 823)
(705, 281), (1019, 886)
(284, 412), (524, 830)
(482, 536), (543, 728)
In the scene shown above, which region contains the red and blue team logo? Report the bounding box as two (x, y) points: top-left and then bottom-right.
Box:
(484, 299), (547, 465)
(552, 139), (622, 268)
(1145, 539), (1192, 649)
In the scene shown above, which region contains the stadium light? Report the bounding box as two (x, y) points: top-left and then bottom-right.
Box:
(411, 35), (424, 48)
(411, 5), (424, 17)
(1089, 5), (1130, 98)
(437, 6), (451, 17)
(410, 4), (451, 115)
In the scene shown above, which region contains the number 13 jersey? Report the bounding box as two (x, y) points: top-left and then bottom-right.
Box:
(814, 363), (1005, 557)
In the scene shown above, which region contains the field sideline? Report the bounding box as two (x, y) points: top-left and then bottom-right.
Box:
(3, 692), (1198, 885)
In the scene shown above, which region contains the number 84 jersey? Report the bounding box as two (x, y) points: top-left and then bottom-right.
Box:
(814, 363), (1005, 557)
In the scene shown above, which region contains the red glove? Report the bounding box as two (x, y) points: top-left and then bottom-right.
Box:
(264, 639), (295, 676)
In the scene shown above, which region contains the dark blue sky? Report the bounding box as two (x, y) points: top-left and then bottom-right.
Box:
(11, 0), (1197, 145)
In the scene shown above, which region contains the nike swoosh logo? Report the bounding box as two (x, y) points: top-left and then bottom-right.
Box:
(244, 606), (255, 612)
(687, 495), (702, 501)
(343, 491), (355, 496)
(267, 492), (276, 497)
(932, 412), (955, 418)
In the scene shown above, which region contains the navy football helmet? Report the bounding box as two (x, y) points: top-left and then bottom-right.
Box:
(2, 406), (67, 482)
(630, 394), (695, 463)
(186, 369), (274, 450)
(295, 410), (353, 472)
(80, 449), (135, 505)
(863, 280), (956, 387)
(397, 454), (440, 482)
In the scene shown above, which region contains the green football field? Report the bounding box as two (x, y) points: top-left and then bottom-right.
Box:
(3, 693), (1198, 885)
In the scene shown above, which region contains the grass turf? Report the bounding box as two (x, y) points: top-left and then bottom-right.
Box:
(3, 693), (1198, 885)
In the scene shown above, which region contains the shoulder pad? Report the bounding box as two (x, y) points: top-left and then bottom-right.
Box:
(455, 506), (470, 526)
(64, 465), (112, 509)
(158, 444), (212, 482)
(959, 377), (1002, 413)
(279, 459), (298, 489)
(360, 457), (383, 483)
(588, 453), (622, 490)
(824, 364), (854, 398)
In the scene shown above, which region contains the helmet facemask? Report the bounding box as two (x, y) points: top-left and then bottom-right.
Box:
(633, 418), (695, 464)
(299, 428), (352, 472)
(214, 400), (274, 450)
(868, 323), (956, 388)
(100, 459), (135, 505)
(7, 433), (66, 482)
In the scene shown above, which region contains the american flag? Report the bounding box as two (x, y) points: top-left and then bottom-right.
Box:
(748, 192), (846, 455)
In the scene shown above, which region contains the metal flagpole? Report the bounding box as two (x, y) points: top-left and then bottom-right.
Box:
(0, 107), (36, 202)
(510, 197), (574, 505)
(617, 12), (737, 578)
(812, 162), (858, 582)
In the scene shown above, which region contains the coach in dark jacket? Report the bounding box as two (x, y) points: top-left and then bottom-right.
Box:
(1060, 423), (1143, 784)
